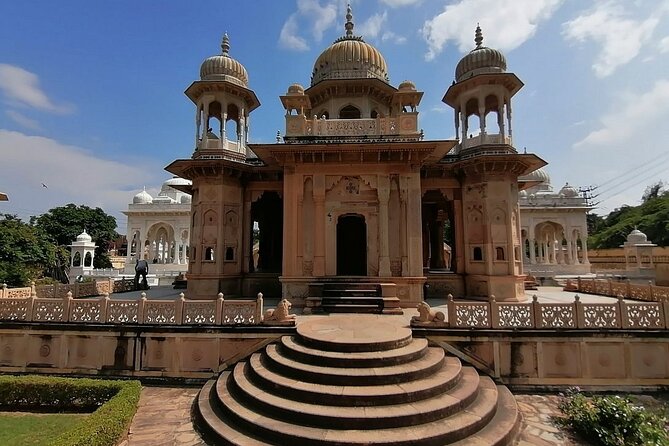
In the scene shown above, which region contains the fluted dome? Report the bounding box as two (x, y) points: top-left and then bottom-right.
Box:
(287, 83), (305, 95)
(559, 183), (579, 198)
(311, 6), (389, 86)
(627, 229), (648, 244)
(200, 33), (249, 87)
(455, 26), (507, 82)
(133, 189), (153, 204)
(520, 167), (550, 185)
(162, 176), (192, 192)
(398, 80), (416, 91)
(76, 229), (92, 243)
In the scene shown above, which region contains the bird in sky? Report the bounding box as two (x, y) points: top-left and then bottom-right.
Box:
(42, 183), (48, 189)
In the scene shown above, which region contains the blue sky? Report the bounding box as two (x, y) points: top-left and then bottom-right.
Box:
(1, 0), (668, 234)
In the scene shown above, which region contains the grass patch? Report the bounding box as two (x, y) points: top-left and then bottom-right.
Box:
(0, 375), (141, 446)
(0, 412), (87, 446)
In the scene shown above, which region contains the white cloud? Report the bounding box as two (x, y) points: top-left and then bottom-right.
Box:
(0, 64), (73, 114)
(5, 110), (41, 131)
(382, 31), (407, 44)
(660, 36), (669, 53)
(0, 129), (164, 228)
(379, 0), (421, 7)
(278, 0), (339, 51)
(279, 15), (309, 51)
(357, 11), (387, 39)
(563, 2), (663, 77)
(421, 0), (563, 60)
(574, 79), (669, 148)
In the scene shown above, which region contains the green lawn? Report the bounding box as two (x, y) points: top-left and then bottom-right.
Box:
(0, 412), (88, 446)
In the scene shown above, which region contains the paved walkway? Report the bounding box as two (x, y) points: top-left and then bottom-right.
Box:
(120, 386), (586, 446)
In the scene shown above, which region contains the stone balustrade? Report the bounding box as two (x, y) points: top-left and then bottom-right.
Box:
(439, 294), (669, 330)
(284, 114), (420, 139)
(0, 279), (114, 300)
(0, 292), (272, 326)
(568, 277), (669, 302)
(460, 133), (512, 150)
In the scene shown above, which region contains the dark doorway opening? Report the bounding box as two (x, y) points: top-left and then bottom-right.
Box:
(337, 214), (367, 276)
(250, 191), (283, 273)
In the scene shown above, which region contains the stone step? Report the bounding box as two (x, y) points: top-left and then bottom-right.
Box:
(262, 344), (445, 386)
(321, 296), (383, 303)
(228, 361), (482, 429)
(321, 304), (383, 313)
(195, 379), (271, 446)
(448, 385), (521, 446)
(212, 371), (501, 446)
(296, 316), (413, 352)
(279, 335), (429, 367)
(323, 289), (379, 295)
(247, 352), (463, 406)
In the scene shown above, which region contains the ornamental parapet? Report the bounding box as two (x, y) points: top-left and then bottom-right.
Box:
(284, 113), (420, 141)
(411, 294), (669, 329)
(0, 291), (294, 326)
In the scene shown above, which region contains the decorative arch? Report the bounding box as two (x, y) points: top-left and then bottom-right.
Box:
(339, 104), (361, 119)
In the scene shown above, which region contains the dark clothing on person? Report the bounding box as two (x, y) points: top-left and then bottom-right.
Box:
(134, 259), (149, 290)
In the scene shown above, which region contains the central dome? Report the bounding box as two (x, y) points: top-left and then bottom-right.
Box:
(311, 6), (389, 86)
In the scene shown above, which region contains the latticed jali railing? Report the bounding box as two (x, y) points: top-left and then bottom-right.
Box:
(444, 295), (669, 330)
(0, 279), (115, 299)
(0, 292), (266, 326)
(567, 278), (669, 302)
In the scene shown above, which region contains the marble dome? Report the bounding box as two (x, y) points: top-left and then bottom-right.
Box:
(626, 228), (649, 244)
(559, 183), (579, 198)
(76, 229), (92, 243)
(133, 189), (153, 204)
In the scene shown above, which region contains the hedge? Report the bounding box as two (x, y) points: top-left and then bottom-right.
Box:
(0, 375), (141, 446)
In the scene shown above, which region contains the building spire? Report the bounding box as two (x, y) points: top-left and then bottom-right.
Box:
(345, 3), (354, 37)
(221, 32), (230, 55)
(474, 24), (483, 48)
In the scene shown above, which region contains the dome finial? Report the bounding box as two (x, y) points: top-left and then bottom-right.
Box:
(345, 3), (354, 37)
(474, 24), (483, 48)
(221, 32), (230, 55)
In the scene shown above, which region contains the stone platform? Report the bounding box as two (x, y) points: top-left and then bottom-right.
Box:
(195, 314), (521, 445)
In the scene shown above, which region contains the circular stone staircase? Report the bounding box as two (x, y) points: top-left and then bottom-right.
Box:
(195, 315), (520, 445)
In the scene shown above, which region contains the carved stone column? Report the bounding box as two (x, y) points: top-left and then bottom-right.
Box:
(378, 178), (391, 277)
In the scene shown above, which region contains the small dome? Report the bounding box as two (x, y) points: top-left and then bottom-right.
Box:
(133, 189), (153, 204)
(311, 5), (389, 86)
(398, 80), (416, 91)
(519, 190), (528, 198)
(559, 183), (579, 198)
(519, 167), (550, 185)
(76, 229), (92, 243)
(287, 83), (305, 95)
(627, 228), (648, 244)
(455, 26), (507, 82)
(162, 176), (192, 189)
(200, 33), (249, 87)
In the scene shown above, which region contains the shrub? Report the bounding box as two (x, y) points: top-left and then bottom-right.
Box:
(558, 388), (669, 446)
(0, 375), (141, 446)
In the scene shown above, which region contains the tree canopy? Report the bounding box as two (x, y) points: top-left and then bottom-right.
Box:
(588, 182), (669, 248)
(0, 214), (57, 286)
(33, 204), (119, 269)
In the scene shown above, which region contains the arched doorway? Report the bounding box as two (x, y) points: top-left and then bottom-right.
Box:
(337, 214), (367, 276)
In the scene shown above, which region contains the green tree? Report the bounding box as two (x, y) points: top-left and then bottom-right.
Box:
(33, 204), (119, 269)
(589, 185), (669, 248)
(0, 214), (57, 286)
